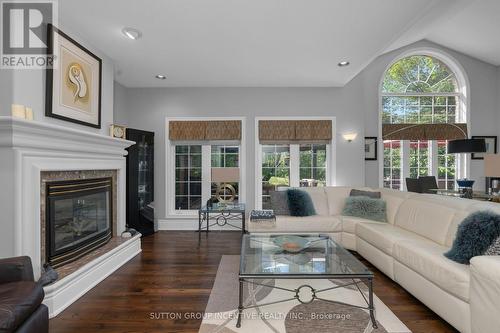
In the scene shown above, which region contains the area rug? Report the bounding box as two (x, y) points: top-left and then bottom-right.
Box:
(199, 255), (411, 333)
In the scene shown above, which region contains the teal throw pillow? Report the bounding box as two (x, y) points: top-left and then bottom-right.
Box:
(342, 196), (387, 222)
(444, 211), (500, 264)
(286, 189), (316, 217)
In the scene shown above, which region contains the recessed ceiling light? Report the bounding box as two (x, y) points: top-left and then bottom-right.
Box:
(155, 74), (166, 80)
(122, 27), (142, 40)
(338, 61), (350, 67)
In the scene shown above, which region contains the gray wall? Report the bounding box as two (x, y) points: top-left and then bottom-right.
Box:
(497, 66), (500, 137)
(8, 24), (114, 136)
(114, 39), (500, 222)
(363, 40), (500, 190)
(0, 71), (13, 116)
(113, 84), (366, 220)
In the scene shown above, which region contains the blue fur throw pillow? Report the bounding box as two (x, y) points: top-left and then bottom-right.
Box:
(444, 211), (500, 264)
(342, 196), (387, 222)
(286, 189), (316, 217)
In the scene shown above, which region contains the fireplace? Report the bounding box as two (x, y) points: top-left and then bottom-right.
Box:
(45, 177), (113, 268)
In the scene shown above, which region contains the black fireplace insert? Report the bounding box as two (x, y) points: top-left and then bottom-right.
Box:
(46, 177), (113, 268)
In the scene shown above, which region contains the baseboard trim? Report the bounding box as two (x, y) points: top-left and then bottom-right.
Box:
(158, 218), (243, 231)
(43, 234), (142, 318)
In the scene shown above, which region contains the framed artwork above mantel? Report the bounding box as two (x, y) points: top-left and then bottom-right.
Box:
(45, 24), (102, 128)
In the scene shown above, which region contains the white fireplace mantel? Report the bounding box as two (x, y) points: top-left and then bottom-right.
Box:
(0, 116), (140, 317)
(0, 116), (133, 156)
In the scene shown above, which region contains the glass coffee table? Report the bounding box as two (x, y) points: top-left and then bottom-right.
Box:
(237, 234), (376, 328)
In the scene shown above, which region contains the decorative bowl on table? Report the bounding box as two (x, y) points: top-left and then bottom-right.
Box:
(457, 179), (475, 188)
(272, 235), (309, 253)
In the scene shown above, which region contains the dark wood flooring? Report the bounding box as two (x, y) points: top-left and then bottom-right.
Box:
(50, 231), (458, 333)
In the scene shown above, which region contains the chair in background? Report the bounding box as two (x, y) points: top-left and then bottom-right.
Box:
(419, 176), (439, 194)
(406, 178), (421, 193)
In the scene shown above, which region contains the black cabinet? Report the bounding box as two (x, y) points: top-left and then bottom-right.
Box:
(126, 129), (155, 236)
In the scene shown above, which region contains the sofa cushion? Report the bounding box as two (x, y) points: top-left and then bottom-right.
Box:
(269, 191), (290, 216)
(342, 216), (386, 234)
(445, 210), (471, 248)
(378, 188), (412, 224)
(393, 239), (470, 302)
(300, 187), (329, 216)
(248, 215), (342, 233)
(0, 281), (44, 332)
(356, 223), (426, 256)
(350, 189), (381, 199)
(325, 187), (353, 215)
(394, 196), (457, 245)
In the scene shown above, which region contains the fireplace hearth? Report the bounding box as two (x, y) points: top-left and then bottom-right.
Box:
(46, 177), (113, 268)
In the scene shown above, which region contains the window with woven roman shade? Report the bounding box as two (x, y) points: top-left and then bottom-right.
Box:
(169, 120), (241, 141)
(258, 120), (332, 143)
(380, 54), (468, 190)
(167, 118), (244, 215)
(295, 120), (332, 142)
(169, 121), (207, 141)
(256, 118), (333, 209)
(382, 123), (467, 141)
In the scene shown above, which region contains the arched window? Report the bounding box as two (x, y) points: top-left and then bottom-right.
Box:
(380, 53), (467, 190)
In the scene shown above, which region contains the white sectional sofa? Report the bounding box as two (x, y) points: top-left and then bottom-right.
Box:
(248, 186), (500, 333)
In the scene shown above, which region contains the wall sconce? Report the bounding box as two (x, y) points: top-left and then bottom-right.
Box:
(342, 133), (357, 142)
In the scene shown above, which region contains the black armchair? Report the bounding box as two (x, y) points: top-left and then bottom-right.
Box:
(419, 176), (439, 194)
(405, 178), (421, 193)
(0, 256), (48, 333)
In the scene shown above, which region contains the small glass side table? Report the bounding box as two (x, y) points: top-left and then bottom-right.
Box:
(198, 203), (246, 239)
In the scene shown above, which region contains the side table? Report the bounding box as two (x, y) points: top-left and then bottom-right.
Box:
(198, 203), (246, 240)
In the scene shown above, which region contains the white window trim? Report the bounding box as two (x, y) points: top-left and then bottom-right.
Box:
(254, 116), (337, 210)
(165, 116), (247, 218)
(377, 47), (471, 189)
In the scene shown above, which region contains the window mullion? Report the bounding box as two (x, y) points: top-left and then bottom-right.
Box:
(431, 141), (438, 180)
(402, 141), (410, 190)
(201, 144), (212, 204)
(290, 144), (300, 187)
(256, 144), (263, 210)
(326, 144), (331, 185)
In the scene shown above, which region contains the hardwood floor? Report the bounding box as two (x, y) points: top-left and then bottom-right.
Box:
(50, 231), (458, 333)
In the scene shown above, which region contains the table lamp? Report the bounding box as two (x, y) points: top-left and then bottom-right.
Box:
(211, 167), (239, 203)
(484, 154), (500, 193)
(447, 138), (486, 154)
(448, 138), (487, 192)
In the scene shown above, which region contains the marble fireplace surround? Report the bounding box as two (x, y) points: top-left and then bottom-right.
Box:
(0, 117), (141, 317)
(40, 170), (118, 269)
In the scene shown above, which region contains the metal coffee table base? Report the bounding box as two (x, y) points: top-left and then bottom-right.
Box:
(236, 276), (377, 329)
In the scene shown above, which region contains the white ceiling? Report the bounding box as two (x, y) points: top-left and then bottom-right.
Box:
(427, 0), (500, 66)
(59, 0), (498, 88)
(385, 0), (500, 66)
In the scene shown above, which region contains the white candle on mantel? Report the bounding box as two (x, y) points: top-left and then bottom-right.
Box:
(25, 107), (33, 120)
(11, 104), (26, 119)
